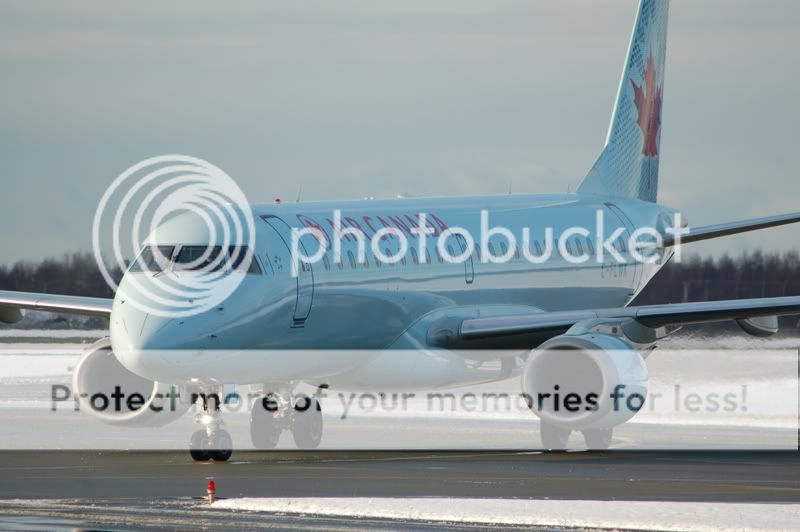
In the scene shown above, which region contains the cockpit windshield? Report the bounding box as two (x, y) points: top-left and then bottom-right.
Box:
(174, 245), (226, 272)
(128, 245), (262, 274)
(228, 245), (262, 274)
(128, 245), (175, 273)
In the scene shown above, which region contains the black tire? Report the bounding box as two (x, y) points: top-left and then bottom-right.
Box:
(582, 428), (613, 450)
(540, 421), (570, 450)
(189, 429), (211, 462)
(250, 397), (282, 449)
(209, 430), (233, 462)
(291, 397), (323, 449)
(190, 428), (233, 462)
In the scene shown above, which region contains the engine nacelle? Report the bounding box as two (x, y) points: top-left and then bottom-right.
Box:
(522, 332), (648, 430)
(72, 338), (190, 426)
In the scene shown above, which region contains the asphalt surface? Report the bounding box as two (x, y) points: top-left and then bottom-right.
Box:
(0, 449), (797, 501)
(0, 449), (798, 529)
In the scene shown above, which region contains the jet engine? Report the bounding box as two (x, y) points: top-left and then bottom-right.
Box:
(71, 338), (190, 426)
(522, 331), (648, 432)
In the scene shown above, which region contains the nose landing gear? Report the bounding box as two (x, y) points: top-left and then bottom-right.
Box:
(189, 391), (233, 462)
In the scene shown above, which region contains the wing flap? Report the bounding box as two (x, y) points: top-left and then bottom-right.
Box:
(454, 296), (800, 344)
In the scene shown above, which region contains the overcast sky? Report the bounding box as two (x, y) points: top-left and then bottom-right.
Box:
(1, 0), (798, 263)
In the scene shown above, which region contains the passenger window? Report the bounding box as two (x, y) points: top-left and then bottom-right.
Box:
(534, 240), (543, 256)
(410, 248), (419, 265)
(322, 254), (331, 271)
(575, 239), (583, 255)
(499, 242), (508, 257)
(586, 238), (595, 255)
(347, 250), (356, 269)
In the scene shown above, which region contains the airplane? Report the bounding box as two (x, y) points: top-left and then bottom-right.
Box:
(2, 0), (800, 461)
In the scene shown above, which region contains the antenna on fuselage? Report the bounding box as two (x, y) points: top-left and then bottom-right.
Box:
(295, 184), (303, 203)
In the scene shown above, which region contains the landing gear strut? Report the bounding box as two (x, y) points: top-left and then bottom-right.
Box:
(539, 421), (571, 450)
(582, 428), (613, 450)
(189, 391), (233, 462)
(250, 388), (324, 449)
(539, 423), (614, 450)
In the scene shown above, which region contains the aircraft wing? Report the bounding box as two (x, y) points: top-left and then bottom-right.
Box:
(429, 296), (800, 347)
(0, 290), (113, 323)
(663, 211), (800, 246)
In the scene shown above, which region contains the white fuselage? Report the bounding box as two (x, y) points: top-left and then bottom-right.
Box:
(109, 192), (677, 389)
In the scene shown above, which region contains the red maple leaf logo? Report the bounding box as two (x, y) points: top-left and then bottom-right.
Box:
(631, 54), (663, 157)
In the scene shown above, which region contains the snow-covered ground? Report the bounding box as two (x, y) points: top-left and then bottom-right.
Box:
(0, 332), (796, 449)
(212, 497), (800, 531)
(0, 329), (107, 339)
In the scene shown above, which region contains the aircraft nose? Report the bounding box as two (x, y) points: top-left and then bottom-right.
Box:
(111, 302), (178, 351)
(123, 310), (176, 351)
(110, 303), (183, 380)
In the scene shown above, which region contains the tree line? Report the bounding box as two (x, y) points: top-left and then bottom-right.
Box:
(1, 250), (799, 328)
(633, 250), (800, 304)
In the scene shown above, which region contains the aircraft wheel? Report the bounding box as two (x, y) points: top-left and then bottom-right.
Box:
(540, 421), (571, 450)
(250, 396), (282, 449)
(208, 429), (233, 461)
(190, 429), (212, 462)
(190, 428), (233, 462)
(582, 428), (613, 450)
(292, 397), (323, 449)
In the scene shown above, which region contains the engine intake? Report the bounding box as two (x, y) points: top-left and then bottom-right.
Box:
(522, 332), (648, 430)
(72, 338), (189, 426)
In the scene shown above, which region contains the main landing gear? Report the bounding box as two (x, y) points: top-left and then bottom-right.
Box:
(189, 391), (233, 462)
(250, 389), (324, 450)
(539, 422), (614, 451)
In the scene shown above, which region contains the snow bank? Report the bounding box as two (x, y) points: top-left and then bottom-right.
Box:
(212, 497), (800, 531)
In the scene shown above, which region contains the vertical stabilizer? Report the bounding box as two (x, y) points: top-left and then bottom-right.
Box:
(577, 0), (670, 203)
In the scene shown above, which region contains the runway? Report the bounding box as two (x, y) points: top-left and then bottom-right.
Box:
(0, 450), (797, 529)
(0, 449), (798, 501)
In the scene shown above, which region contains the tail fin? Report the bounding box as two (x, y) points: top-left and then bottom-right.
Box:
(577, 0), (670, 203)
